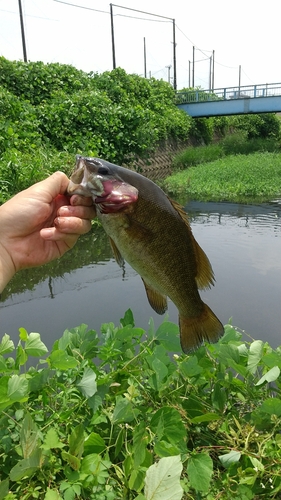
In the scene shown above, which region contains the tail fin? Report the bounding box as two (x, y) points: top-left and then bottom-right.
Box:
(179, 303), (224, 353)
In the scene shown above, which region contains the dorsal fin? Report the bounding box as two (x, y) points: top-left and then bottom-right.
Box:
(141, 279), (168, 315)
(169, 197), (215, 290)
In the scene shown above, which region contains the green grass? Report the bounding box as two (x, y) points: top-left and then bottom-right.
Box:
(1, 313), (281, 499)
(163, 152), (281, 203)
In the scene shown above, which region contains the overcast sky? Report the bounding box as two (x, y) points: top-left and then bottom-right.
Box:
(1, 0), (280, 91)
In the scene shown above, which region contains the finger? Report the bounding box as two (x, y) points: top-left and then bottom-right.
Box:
(40, 227), (80, 249)
(32, 171), (70, 202)
(57, 205), (96, 219)
(54, 216), (92, 235)
(70, 194), (94, 207)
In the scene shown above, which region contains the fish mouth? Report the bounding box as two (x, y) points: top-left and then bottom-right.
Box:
(94, 180), (138, 214)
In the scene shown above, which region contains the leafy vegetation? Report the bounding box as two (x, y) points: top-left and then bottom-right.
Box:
(164, 151), (281, 203)
(0, 58), (194, 202)
(1, 313), (281, 499)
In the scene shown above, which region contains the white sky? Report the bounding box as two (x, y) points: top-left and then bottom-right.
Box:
(0, 0), (280, 91)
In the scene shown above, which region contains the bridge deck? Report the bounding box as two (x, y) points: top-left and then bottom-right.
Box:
(176, 83), (281, 117)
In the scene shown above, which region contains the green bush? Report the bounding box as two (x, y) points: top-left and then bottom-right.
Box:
(0, 87), (42, 155)
(1, 315), (281, 499)
(0, 148), (73, 203)
(222, 132), (280, 155)
(172, 143), (224, 169)
(189, 117), (215, 145)
(229, 113), (281, 139)
(0, 57), (90, 105)
(164, 151), (281, 203)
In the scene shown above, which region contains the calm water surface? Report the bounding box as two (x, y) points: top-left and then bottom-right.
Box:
(1, 200), (280, 350)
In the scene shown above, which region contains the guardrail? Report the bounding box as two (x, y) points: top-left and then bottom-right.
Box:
(176, 83), (281, 104)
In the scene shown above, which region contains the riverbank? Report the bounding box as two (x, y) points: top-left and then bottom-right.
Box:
(162, 151), (281, 203)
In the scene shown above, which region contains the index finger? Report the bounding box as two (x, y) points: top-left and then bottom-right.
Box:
(70, 194), (94, 207)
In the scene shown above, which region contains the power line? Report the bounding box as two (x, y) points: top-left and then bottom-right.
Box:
(53, 0), (108, 14)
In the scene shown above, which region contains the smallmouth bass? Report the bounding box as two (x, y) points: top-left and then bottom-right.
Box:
(67, 156), (224, 353)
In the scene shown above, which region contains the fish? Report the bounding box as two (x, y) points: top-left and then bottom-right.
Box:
(67, 155), (224, 353)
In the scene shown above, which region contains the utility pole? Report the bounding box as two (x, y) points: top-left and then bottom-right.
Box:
(238, 64), (241, 92)
(110, 5), (177, 89)
(209, 55), (212, 91)
(110, 4), (116, 69)
(18, 0), (27, 62)
(143, 37), (147, 78)
(188, 60), (191, 87)
(166, 65), (172, 84)
(192, 46), (195, 87)
(172, 19), (177, 90)
(212, 50), (215, 90)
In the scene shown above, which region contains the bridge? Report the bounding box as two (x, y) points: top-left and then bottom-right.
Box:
(176, 83), (281, 117)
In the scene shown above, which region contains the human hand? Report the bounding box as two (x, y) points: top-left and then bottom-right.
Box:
(0, 171), (96, 292)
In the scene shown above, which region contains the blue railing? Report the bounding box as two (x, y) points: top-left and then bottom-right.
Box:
(176, 83), (281, 104)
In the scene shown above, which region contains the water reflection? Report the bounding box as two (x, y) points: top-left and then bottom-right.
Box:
(1, 201), (280, 350)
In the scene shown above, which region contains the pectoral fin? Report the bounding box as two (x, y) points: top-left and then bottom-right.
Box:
(142, 279), (168, 315)
(109, 237), (125, 267)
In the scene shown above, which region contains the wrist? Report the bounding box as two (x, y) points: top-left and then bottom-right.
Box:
(0, 244), (16, 293)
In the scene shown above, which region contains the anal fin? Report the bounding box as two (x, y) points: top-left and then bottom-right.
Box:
(142, 279), (168, 315)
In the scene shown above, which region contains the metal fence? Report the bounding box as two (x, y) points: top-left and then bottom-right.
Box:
(176, 83), (281, 104)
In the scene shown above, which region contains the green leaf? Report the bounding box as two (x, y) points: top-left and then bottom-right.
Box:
(41, 428), (65, 450)
(48, 350), (78, 369)
(0, 376), (11, 410)
(69, 424), (84, 458)
(25, 332), (48, 356)
(120, 308), (135, 327)
(0, 355), (9, 371)
(112, 396), (138, 424)
(211, 381), (226, 412)
(0, 478), (9, 500)
(61, 451), (81, 471)
(129, 468), (146, 493)
(180, 356), (203, 378)
(151, 407), (186, 450)
(133, 421), (149, 468)
(154, 440), (181, 457)
(19, 327), (28, 341)
(77, 367), (97, 398)
(186, 452), (213, 493)
(44, 488), (63, 500)
(7, 375), (29, 402)
(144, 455), (183, 500)
(84, 432), (106, 455)
(20, 412), (40, 458)
(9, 448), (42, 481)
(255, 366), (280, 386)
(247, 340), (263, 374)
(259, 397), (281, 416)
(0, 333), (14, 355)
(16, 344), (28, 367)
(219, 450), (241, 468)
(191, 413), (221, 424)
(154, 322), (181, 352)
(151, 357), (168, 389)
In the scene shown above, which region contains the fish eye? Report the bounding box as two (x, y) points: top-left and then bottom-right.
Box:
(98, 166), (110, 175)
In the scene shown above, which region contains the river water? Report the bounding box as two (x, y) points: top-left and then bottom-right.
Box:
(1, 199), (280, 351)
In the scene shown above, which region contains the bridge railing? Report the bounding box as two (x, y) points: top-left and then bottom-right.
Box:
(176, 83), (281, 104)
